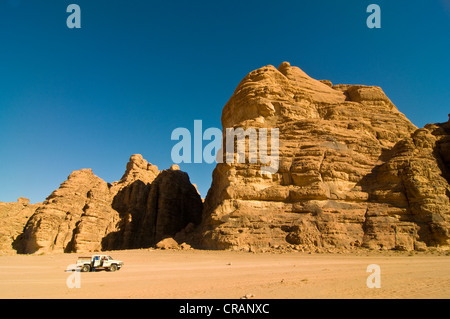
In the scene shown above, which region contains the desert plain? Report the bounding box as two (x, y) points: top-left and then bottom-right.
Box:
(0, 249), (449, 299)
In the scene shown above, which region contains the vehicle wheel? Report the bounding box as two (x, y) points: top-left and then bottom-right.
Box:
(109, 264), (118, 272)
(81, 265), (91, 272)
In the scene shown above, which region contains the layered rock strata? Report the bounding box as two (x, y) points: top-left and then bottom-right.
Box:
(200, 62), (450, 252)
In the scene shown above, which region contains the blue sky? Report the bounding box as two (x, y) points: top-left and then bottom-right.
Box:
(0, 0), (449, 203)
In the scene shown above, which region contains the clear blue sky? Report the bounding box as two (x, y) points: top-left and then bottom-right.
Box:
(0, 0), (449, 203)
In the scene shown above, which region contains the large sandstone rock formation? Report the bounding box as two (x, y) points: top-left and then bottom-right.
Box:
(2, 62), (448, 255)
(12, 155), (203, 254)
(200, 62), (450, 252)
(0, 198), (39, 254)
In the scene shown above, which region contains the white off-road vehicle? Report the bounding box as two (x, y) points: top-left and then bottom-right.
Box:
(77, 255), (124, 272)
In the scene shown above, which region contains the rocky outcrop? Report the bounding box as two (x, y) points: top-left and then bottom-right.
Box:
(14, 169), (115, 254)
(2, 63), (449, 255)
(0, 199), (39, 254)
(103, 165), (203, 250)
(200, 62), (450, 252)
(13, 155), (203, 254)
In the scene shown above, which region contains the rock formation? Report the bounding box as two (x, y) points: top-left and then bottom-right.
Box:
(11, 155), (203, 254)
(1, 62), (449, 255)
(0, 198), (39, 253)
(103, 163), (203, 250)
(14, 169), (117, 254)
(200, 62), (450, 252)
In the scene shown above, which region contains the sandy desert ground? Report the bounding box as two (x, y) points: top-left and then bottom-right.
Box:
(0, 249), (449, 299)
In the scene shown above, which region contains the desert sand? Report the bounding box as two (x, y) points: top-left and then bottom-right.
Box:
(0, 249), (449, 299)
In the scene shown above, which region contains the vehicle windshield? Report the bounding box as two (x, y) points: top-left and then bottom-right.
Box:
(106, 256), (113, 260)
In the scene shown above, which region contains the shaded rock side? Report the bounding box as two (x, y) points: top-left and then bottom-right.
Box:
(362, 119), (450, 250)
(200, 62), (449, 252)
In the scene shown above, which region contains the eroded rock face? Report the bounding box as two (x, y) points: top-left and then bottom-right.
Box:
(200, 62), (450, 252)
(3, 63), (449, 254)
(15, 169), (119, 254)
(0, 199), (39, 254)
(13, 155), (203, 254)
(362, 121), (450, 250)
